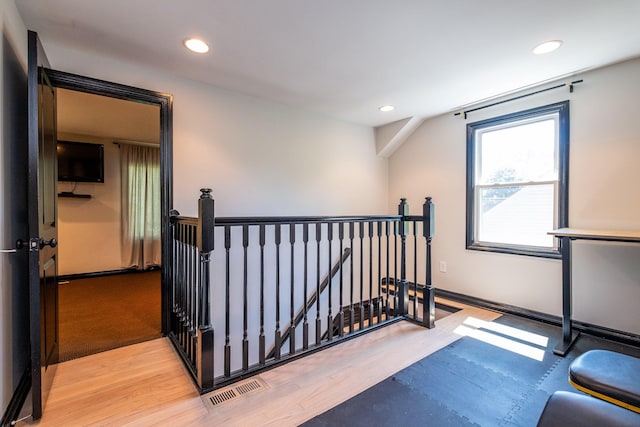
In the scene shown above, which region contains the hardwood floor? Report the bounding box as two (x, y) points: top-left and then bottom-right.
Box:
(22, 299), (500, 427)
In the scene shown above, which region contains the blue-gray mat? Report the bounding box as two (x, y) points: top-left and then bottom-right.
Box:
(303, 314), (640, 427)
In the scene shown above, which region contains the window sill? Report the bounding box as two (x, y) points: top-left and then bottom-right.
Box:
(466, 242), (561, 259)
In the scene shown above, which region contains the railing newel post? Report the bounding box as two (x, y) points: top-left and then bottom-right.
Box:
(422, 196), (435, 329)
(197, 188), (215, 391)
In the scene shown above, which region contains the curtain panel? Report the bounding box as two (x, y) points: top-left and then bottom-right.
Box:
(120, 144), (161, 269)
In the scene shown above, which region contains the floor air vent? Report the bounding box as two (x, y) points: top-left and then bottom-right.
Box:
(202, 377), (268, 409)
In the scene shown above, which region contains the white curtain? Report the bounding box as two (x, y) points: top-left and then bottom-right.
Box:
(120, 144), (161, 269)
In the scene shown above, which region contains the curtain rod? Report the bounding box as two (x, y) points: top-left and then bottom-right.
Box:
(454, 79), (583, 119)
(113, 139), (159, 148)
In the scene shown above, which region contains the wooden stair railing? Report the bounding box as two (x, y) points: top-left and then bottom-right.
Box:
(168, 190), (435, 393)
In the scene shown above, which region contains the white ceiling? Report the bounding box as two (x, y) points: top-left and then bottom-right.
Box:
(16, 0), (640, 127)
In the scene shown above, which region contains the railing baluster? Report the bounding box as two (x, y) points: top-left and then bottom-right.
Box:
(181, 226), (192, 357)
(242, 224), (249, 371)
(377, 221), (382, 323)
(171, 223), (179, 341)
(259, 224), (266, 365)
(182, 224), (188, 356)
(289, 223), (296, 355)
(274, 224), (282, 359)
(176, 224), (183, 347)
(177, 224), (184, 351)
(182, 224), (189, 353)
(186, 225), (192, 363)
(413, 219), (418, 320)
(315, 223), (322, 345)
(385, 221), (390, 319)
(171, 221), (176, 329)
(349, 222), (355, 333)
(193, 225), (199, 361)
(170, 221), (176, 333)
(327, 223), (333, 341)
(188, 224), (193, 358)
(393, 221), (398, 316)
(224, 225), (231, 377)
(191, 224), (198, 362)
(303, 223), (309, 350)
(398, 199), (409, 316)
(338, 222), (345, 336)
(190, 224), (196, 360)
(368, 221), (374, 326)
(358, 221), (365, 330)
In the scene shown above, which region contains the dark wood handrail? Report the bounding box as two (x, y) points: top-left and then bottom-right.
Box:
(171, 213), (402, 228)
(214, 215), (401, 226)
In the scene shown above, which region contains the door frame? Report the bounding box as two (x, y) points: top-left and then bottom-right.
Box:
(46, 69), (174, 333)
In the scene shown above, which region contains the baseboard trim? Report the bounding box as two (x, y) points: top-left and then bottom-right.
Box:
(58, 266), (160, 282)
(0, 367), (30, 427)
(435, 289), (640, 348)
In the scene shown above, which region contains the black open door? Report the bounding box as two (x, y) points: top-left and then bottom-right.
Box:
(27, 30), (59, 420)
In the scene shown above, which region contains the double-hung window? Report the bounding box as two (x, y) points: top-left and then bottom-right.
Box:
(466, 101), (569, 258)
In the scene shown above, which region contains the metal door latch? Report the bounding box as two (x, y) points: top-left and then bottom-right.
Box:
(0, 239), (26, 253)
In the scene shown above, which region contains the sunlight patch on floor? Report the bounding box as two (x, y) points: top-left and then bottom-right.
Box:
(454, 316), (548, 361)
(462, 316), (549, 347)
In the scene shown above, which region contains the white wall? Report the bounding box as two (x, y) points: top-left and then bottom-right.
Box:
(41, 43), (389, 219)
(0, 0), (27, 415)
(387, 58), (640, 335)
(56, 133), (123, 275)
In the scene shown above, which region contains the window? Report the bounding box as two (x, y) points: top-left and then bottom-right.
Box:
(466, 101), (569, 258)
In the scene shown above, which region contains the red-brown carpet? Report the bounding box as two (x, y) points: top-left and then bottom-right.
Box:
(58, 270), (161, 362)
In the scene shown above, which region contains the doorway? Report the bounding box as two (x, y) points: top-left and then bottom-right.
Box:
(47, 69), (173, 358)
(55, 88), (162, 360)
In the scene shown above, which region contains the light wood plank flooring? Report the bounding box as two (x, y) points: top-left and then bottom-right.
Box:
(22, 299), (500, 427)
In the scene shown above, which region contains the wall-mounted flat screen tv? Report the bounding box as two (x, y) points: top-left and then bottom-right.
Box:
(57, 141), (105, 183)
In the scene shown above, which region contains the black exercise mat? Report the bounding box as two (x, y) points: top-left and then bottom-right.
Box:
(303, 314), (640, 427)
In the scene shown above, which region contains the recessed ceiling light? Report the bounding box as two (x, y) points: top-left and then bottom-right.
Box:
(379, 105), (395, 112)
(184, 38), (210, 54)
(532, 40), (563, 55)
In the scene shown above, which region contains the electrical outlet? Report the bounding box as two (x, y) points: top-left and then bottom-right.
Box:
(439, 261), (447, 273)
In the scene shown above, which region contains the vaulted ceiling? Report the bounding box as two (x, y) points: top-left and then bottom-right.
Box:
(16, 0), (640, 127)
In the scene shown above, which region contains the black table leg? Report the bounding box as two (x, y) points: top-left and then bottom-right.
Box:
(553, 235), (579, 356)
